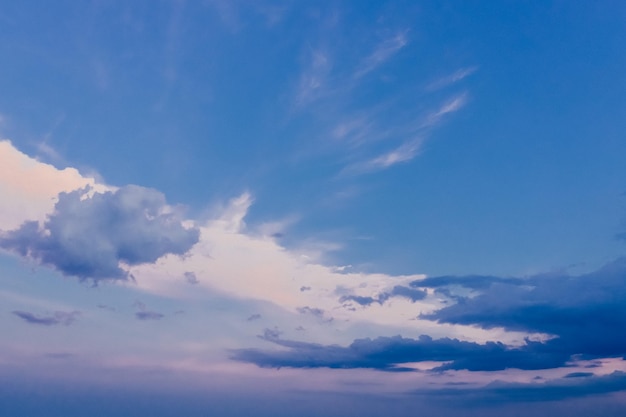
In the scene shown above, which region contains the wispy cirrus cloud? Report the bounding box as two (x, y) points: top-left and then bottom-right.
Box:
(426, 66), (478, 91)
(423, 93), (468, 127)
(353, 31), (409, 79)
(344, 138), (423, 174)
(295, 49), (332, 106)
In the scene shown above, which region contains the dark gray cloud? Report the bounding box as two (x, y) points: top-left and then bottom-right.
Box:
(135, 311), (164, 321)
(387, 285), (427, 302)
(0, 185), (200, 281)
(184, 271), (199, 284)
(297, 306), (325, 318)
(247, 313), (262, 321)
(12, 310), (80, 326)
(339, 286), (426, 306)
(133, 300), (164, 320)
(231, 332), (566, 372)
(564, 372), (594, 379)
(422, 258), (626, 362)
(340, 295), (377, 306)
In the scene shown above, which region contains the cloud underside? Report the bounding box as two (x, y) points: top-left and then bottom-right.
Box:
(0, 185), (199, 281)
(233, 258), (626, 376)
(232, 332), (565, 372)
(12, 310), (80, 326)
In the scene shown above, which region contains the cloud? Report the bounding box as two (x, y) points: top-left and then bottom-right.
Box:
(426, 66), (478, 91)
(420, 258), (626, 365)
(135, 311), (165, 321)
(247, 314), (262, 321)
(231, 332), (569, 372)
(0, 185), (199, 281)
(232, 258), (626, 375)
(12, 310), (80, 326)
(133, 300), (165, 320)
(344, 138), (423, 174)
(0, 140), (98, 231)
(354, 31), (408, 79)
(296, 49), (332, 106)
(184, 271), (199, 285)
(414, 275), (523, 290)
(339, 286), (426, 306)
(423, 93), (468, 127)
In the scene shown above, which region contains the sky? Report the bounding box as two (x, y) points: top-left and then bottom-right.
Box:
(1, 1), (626, 416)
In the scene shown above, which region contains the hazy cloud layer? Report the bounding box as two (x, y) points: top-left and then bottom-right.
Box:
(412, 371), (626, 404)
(0, 185), (199, 281)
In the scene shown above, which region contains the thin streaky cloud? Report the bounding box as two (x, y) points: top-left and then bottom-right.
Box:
(338, 94), (467, 176)
(343, 138), (423, 175)
(354, 31), (408, 79)
(364, 138), (423, 169)
(426, 66), (478, 91)
(423, 93), (468, 127)
(295, 49), (332, 106)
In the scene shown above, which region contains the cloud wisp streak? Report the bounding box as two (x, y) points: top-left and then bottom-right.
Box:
(426, 66), (478, 91)
(353, 31), (409, 79)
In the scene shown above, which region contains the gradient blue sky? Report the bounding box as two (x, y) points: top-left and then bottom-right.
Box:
(2, 1), (626, 416)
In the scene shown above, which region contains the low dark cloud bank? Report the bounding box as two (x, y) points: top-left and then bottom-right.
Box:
(412, 371), (626, 404)
(233, 258), (626, 379)
(0, 185), (199, 281)
(232, 332), (565, 372)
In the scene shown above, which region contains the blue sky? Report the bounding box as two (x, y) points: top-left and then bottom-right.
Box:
(2, 1), (626, 416)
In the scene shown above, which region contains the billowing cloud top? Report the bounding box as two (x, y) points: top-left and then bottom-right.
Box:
(0, 185), (199, 281)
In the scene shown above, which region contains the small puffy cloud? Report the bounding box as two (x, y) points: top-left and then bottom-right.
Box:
(184, 271), (199, 285)
(340, 286), (426, 306)
(12, 310), (80, 326)
(135, 311), (164, 321)
(133, 300), (164, 320)
(0, 185), (200, 281)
